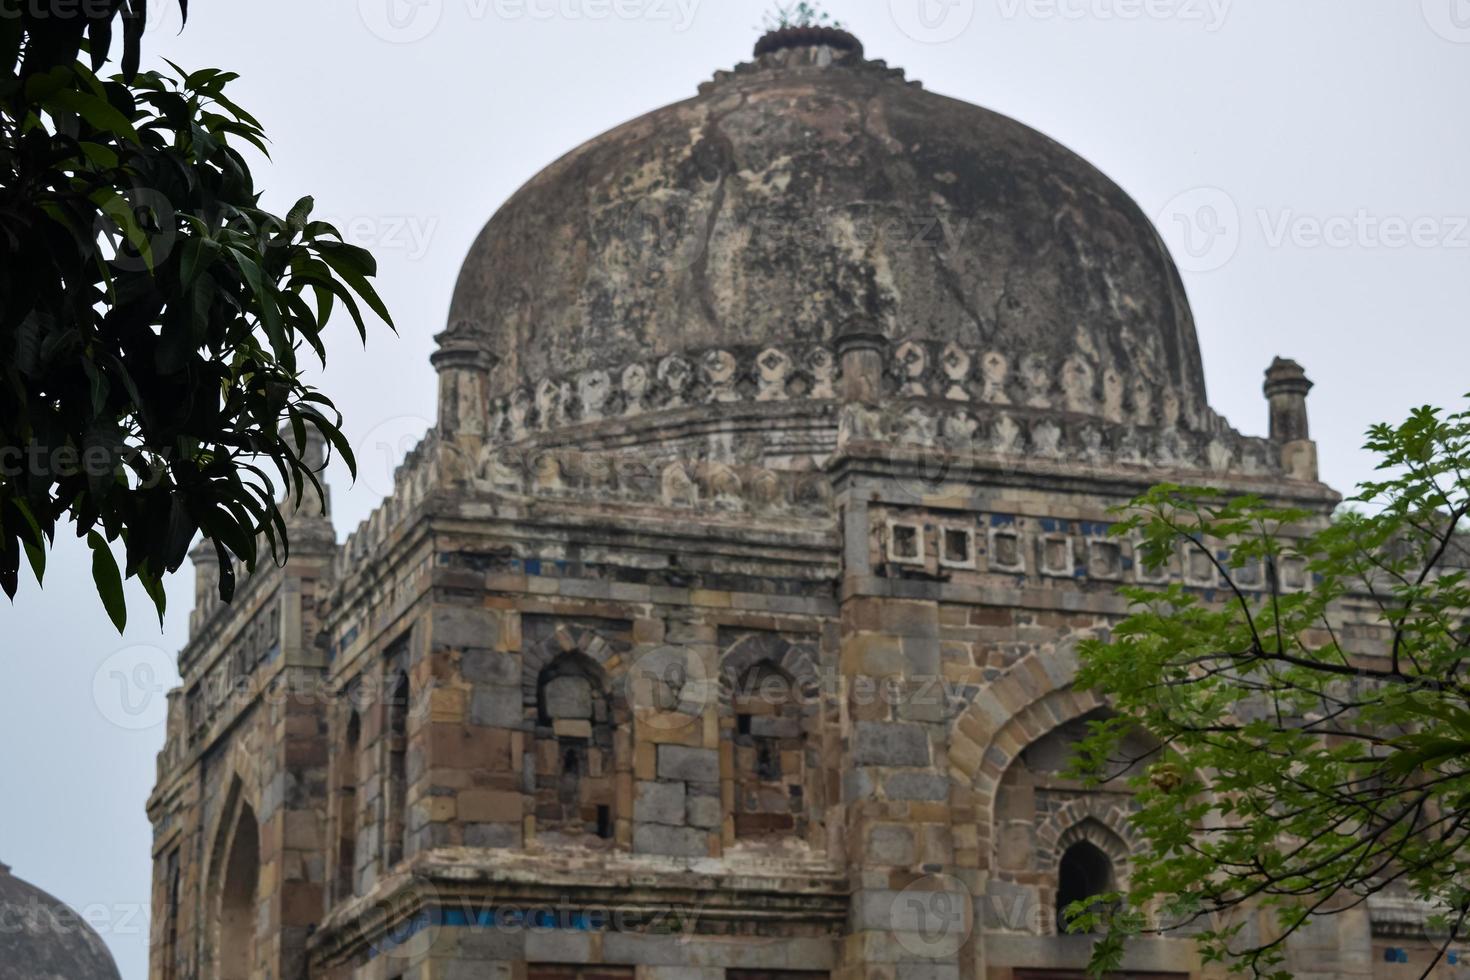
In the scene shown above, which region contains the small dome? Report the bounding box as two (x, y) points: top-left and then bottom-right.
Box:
(0, 863), (122, 980)
(447, 31), (1209, 437)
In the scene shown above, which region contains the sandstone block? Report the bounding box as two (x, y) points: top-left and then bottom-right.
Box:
(470, 686), (522, 726)
(458, 789), (522, 824)
(885, 771), (950, 801)
(463, 822), (520, 848)
(854, 722), (931, 767)
(657, 745), (718, 783)
(461, 649), (518, 685)
(433, 606), (499, 649)
(686, 793), (722, 829)
(868, 824), (917, 865)
(634, 780), (686, 825)
(633, 823), (708, 858)
(552, 718), (592, 739)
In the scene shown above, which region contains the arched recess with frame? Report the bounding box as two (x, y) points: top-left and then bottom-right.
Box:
(950, 646), (1137, 936)
(1050, 817), (1131, 936)
(947, 640), (1207, 975)
(331, 698), (362, 903)
(202, 773), (263, 980)
(989, 702), (1158, 930)
(384, 670), (410, 868)
(948, 641), (1106, 873)
(717, 630), (824, 849)
(521, 620), (631, 844)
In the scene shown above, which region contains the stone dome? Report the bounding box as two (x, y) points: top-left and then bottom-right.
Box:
(0, 863), (122, 980)
(447, 29), (1211, 442)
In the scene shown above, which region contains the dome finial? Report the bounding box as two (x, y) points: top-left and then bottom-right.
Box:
(755, 2), (862, 58)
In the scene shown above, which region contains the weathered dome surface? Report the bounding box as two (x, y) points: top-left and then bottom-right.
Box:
(447, 35), (1210, 434)
(0, 864), (122, 980)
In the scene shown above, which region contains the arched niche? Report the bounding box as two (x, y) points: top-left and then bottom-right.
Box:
(334, 707), (361, 902)
(385, 671), (410, 867)
(210, 781), (260, 980)
(717, 631), (823, 847)
(533, 651), (615, 840)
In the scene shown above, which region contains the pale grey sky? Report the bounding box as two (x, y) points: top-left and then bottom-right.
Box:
(2, 2), (1467, 976)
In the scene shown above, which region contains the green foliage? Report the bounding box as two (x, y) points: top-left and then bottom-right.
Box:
(5, 0), (166, 83)
(762, 2), (845, 31)
(2, 3), (392, 629)
(1071, 403), (1470, 977)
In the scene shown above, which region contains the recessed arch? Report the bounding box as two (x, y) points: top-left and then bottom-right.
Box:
(532, 650), (615, 840)
(718, 631), (820, 704)
(334, 707), (361, 901)
(728, 658), (807, 839)
(535, 650), (607, 727)
(1056, 837), (1117, 935)
(521, 622), (622, 709)
(206, 776), (261, 980)
(385, 671), (410, 868)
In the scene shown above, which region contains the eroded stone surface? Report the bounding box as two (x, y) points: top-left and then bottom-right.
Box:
(141, 28), (1432, 980)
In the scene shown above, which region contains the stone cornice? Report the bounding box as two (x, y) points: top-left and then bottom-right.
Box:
(307, 848), (849, 969)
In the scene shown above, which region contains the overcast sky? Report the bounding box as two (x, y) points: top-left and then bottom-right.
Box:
(2, 2), (1468, 977)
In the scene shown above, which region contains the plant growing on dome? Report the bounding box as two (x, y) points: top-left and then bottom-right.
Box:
(761, 2), (846, 31)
